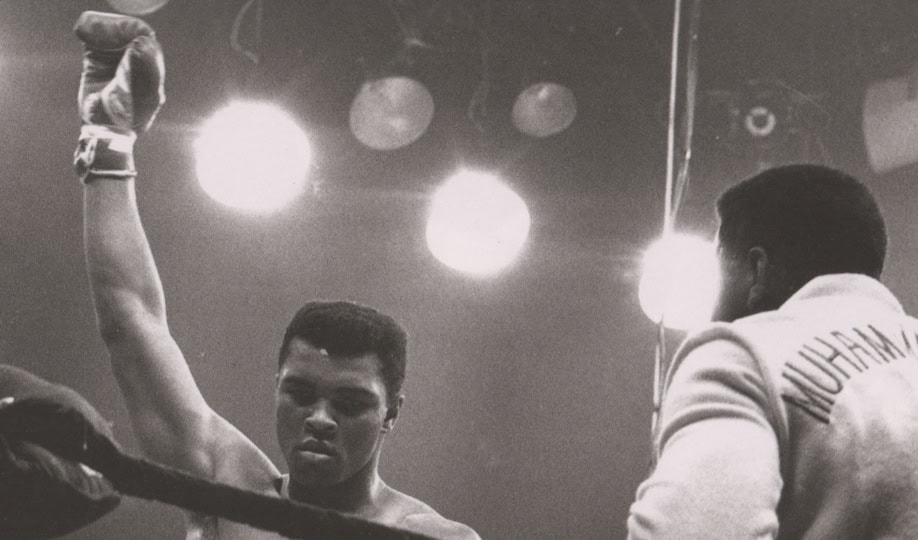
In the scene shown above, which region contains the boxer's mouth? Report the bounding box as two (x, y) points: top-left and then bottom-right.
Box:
(296, 439), (335, 456)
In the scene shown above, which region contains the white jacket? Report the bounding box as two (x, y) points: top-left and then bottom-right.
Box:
(628, 274), (918, 539)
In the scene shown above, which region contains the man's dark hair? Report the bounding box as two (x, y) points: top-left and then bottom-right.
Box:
(716, 164), (887, 291)
(279, 301), (407, 403)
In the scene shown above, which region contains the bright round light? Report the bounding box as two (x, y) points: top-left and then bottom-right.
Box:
(638, 234), (720, 330)
(350, 76), (434, 150)
(512, 82), (577, 138)
(106, 0), (170, 15)
(426, 170), (531, 276)
(194, 102), (312, 212)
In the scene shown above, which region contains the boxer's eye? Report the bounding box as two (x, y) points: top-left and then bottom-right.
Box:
(280, 382), (317, 406)
(291, 392), (317, 406)
(333, 390), (377, 416)
(335, 398), (368, 416)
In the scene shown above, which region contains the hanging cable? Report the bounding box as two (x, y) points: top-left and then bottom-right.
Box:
(383, 0), (434, 75)
(386, 0), (429, 49)
(467, 0), (493, 133)
(230, 0), (264, 65)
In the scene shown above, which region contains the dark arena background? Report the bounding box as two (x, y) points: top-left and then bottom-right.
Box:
(2, 1), (918, 538)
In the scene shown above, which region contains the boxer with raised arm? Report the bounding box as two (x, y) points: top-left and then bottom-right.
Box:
(73, 11), (478, 540)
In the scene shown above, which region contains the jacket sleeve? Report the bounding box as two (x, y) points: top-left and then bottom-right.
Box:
(627, 339), (783, 540)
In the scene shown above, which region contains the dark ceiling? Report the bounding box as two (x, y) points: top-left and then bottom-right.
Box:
(3, 1), (918, 539)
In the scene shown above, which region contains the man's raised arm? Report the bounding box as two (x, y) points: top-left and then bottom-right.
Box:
(74, 11), (241, 476)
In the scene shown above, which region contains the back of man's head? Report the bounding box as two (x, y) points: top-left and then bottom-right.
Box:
(716, 164), (887, 293)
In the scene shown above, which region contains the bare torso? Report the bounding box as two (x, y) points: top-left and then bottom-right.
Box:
(185, 466), (478, 540)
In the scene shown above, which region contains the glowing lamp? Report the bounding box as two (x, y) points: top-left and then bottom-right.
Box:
(105, 0), (170, 15)
(426, 170), (530, 276)
(512, 82), (577, 138)
(863, 75), (918, 174)
(194, 102), (312, 212)
(744, 105), (777, 138)
(638, 234), (719, 330)
(350, 76), (434, 151)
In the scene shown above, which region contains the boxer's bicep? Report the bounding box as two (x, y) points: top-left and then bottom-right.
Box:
(104, 318), (225, 476)
(628, 340), (781, 540)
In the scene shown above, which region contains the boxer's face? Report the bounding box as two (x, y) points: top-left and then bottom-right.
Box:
(275, 338), (399, 489)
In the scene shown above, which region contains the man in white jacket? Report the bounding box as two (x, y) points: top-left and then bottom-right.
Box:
(628, 164), (918, 539)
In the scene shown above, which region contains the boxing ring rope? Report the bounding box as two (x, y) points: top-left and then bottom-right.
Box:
(651, 0), (702, 447)
(0, 397), (436, 540)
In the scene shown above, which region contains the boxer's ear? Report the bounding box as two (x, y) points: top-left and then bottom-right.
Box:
(382, 394), (404, 433)
(746, 246), (788, 313)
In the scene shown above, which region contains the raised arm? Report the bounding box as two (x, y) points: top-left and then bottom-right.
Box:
(83, 177), (214, 468)
(73, 12), (271, 482)
(75, 11), (212, 472)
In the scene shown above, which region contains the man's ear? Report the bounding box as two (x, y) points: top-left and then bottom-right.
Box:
(382, 394), (405, 433)
(745, 246), (772, 312)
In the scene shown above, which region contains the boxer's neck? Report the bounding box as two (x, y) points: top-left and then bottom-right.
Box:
(288, 458), (384, 515)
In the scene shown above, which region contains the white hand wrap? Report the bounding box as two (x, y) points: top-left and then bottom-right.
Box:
(73, 125), (137, 183)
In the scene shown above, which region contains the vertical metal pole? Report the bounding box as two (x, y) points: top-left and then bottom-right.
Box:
(651, 0), (685, 451)
(663, 0), (683, 237)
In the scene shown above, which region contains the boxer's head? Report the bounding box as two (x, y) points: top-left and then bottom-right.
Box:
(273, 301), (407, 491)
(712, 164), (887, 322)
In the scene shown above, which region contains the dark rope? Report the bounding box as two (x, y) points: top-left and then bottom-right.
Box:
(0, 399), (435, 540)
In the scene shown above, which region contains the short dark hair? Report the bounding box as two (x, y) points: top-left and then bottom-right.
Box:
(279, 301), (407, 403)
(716, 164), (887, 290)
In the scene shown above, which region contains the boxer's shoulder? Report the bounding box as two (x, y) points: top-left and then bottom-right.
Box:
(384, 487), (481, 540)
